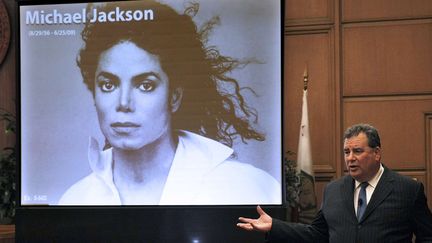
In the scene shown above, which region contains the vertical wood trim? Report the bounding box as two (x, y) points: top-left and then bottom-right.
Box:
(334, 0), (343, 178)
(426, 113), (432, 209)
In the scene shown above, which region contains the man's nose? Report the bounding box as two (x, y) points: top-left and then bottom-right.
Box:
(345, 151), (355, 161)
(117, 87), (134, 112)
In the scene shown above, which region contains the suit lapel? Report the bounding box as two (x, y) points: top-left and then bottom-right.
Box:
(341, 176), (357, 222)
(359, 166), (394, 222)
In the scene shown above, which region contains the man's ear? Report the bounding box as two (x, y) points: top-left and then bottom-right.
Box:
(374, 146), (381, 162)
(170, 87), (183, 113)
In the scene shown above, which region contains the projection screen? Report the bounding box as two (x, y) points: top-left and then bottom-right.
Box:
(19, 0), (282, 206)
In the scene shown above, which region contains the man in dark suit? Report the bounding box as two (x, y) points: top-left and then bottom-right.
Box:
(237, 124), (432, 242)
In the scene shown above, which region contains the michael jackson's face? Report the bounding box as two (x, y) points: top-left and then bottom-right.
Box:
(94, 41), (173, 151)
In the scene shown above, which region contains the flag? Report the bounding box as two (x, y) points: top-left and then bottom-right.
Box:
(296, 88), (317, 224)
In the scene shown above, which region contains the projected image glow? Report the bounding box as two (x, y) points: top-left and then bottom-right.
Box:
(19, 0), (282, 206)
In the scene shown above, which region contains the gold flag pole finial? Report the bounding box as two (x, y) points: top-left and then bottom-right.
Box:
(303, 65), (309, 91)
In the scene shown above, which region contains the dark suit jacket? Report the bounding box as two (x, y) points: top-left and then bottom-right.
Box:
(267, 166), (432, 243)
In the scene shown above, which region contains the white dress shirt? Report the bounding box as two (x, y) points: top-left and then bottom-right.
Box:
(353, 164), (384, 214)
(59, 130), (281, 205)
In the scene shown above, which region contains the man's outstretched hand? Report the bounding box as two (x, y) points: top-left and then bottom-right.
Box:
(237, 205), (273, 232)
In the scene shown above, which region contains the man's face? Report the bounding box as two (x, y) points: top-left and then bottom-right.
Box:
(94, 41), (174, 151)
(343, 132), (381, 182)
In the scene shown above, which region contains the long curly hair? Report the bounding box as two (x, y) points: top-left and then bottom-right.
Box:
(77, 0), (264, 147)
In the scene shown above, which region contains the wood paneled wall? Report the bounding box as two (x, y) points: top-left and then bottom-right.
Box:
(284, 0), (341, 208)
(285, 0), (432, 209)
(0, 0), (15, 150)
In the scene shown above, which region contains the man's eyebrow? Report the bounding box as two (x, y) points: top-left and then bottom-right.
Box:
(96, 71), (118, 81)
(343, 147), (363, 150)
(132, 72), (162, 82)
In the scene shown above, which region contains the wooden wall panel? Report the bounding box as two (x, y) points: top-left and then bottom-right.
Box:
(343, 96), (432, 170)
(285, 0), (334, 26)
(284, 29), (336, 173)
(343, 20), (432, 96)
(0, 0), (15, 150)
(286, 0), (432, 219)
(343, 0), (432, 22)
(426, 113), (432, 209)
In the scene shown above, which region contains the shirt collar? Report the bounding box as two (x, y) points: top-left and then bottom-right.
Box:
(87, 130), (234, 185)
(355, 163), (384, 189)
(158, 130), (234, 204)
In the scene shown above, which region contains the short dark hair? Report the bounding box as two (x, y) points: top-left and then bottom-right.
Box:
(77, 1), (264, 147)
(343, 124), (381, 148)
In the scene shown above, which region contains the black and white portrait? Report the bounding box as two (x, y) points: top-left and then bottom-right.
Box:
(19, 0), (282, 205)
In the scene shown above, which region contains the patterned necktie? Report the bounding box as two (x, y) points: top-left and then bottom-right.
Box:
(357, 182), (368, 221)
